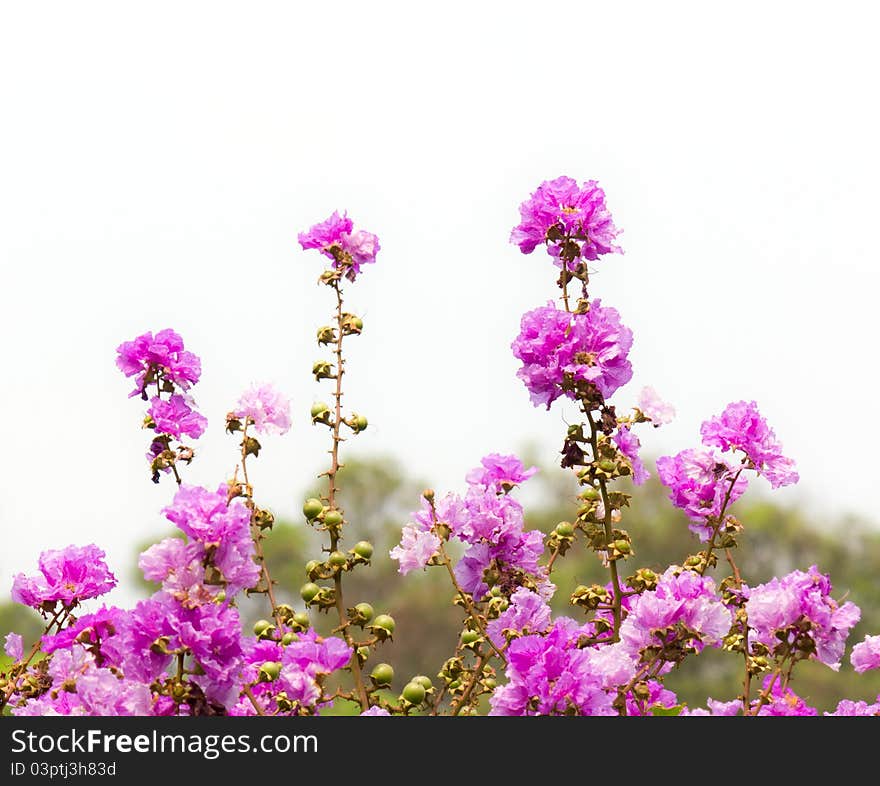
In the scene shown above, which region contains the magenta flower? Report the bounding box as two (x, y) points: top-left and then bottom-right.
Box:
(489, 617), (625, 716)
(619, 568), (731, 658)
(510, 176), (622, 264)
(700, 400), (799, 488)
(512, 300), (633, 408)
(298, 210), (380, 281)
(4, 632), (23, 661)
(41, 606), (125, 659)
(656, 448), (748, 540)
(465, 454), (538, 492)
(148, 395), (207, 440)
(161, 485), (260, 597)
(745, 566), (860, 670)
(360, 706), (392, 716)
(753, 675), (817, 716)
(116, 329), (201, 398)
(389, 525), (440, 575)
(487, 588), (552, 649)
(850, 634), (880, 674)
(11, 545), (117, 608)
(234, 382), (292, 436)
(826, 698), (880, 716)
(637, 386), (675, 426)
(613, 425), (648, 485)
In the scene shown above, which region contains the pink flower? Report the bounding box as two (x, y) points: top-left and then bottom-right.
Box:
(148, 395), (207, 440)
(637, 386), (675, 426)
(11, 545), (117, 608)
(510, 176), (622, 264)
(656, 449), (748, 540)
(850, 635), (880, 674)
(465, 454), (538, 492)
(614, 425), (648, 485)
(4, 632), (23, 661)
(700, 401), (799, 488)
(512, 300), (633, 408)
(116, 329), (201, 398)
(298, 211), (379, 281)
(389, 525), (440, 575)
(234, 383), (292, 436)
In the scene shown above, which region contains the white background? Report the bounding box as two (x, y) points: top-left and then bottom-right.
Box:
(2, 2), (878, 604)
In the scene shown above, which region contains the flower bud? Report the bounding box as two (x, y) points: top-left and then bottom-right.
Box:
(357, 646), (370, 664)
(258, 661), (282, 683)
(422, 489), (435, 502)
(303, 498), (324, 521)
(323, 509), (343, 527)
(353, 541), (373, 560)
(304, 559), (322, 579)
(300, 582), (321, 603)
(350, 413), (368, 434)
(555, 522), (575, 538)
(370, 662), (394, 687)
(401, 681), (426, 705)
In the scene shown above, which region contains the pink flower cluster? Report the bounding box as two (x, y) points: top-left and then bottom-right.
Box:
(510, 176), (622, 264)
(11, 545), (116, 609)
(233, 382), (292, 436)
(511, 300), (633, 409)
(116, 329), (201, 399)
(298, 211), (380, 281)
(391, 454), (546, 599)
(658, 401), (797, 540)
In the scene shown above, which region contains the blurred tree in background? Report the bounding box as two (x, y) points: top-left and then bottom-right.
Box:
(112, 452), (880, 713)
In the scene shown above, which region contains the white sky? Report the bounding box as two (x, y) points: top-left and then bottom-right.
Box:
(2, 2), (879, 606)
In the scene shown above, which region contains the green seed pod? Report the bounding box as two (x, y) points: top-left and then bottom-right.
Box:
(370, 663), (394, 687)
(460, 630), (480, 646)
(598, 459), (617, 473)
(402, 681), (426, 705)
(302, 498), (324, 521)
(281, 633), (296, 646)
(323, 510), (343, 527)
(292, 612), (310, 629)
(328, 551), (348, 569)
(370, 614), (396, 636)
(353, 541), (373, 560)
(412, 675), (433, 691)
(300, 582), (321, 603)
(354, 602), (375, 623)
(310, 402), (330, 418)
(555, 522), (575, 538)
(253, 619), (274, 638)
(258, 661), (282, 682)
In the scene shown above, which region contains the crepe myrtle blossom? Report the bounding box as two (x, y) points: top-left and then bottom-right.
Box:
(160, 485), (261, 597)
(656, 448), (749, 541)
(298, 210), (380, 281)
(826, 697), (880, 716)
(116, 329), (201, 398)
(613, 425), (648, 485)
(510, 176), (622, 263)
(465, 453), (537, 493)
(148, 394), (207, 440)
(618, 567), (731, 658)
(487, 588), (552, 649)
(11, 545), (117, 609)
(744, 566), (860, 670)
(512, 300), (633, 409)
(753, 676), (817, 716)
(4, 632), (23, 661)
(637, 386), (675, 426)
(700, 400), (799, 488)
(389, 525), (440, 575)
(229, 629), (352, 716)
(233, 382), (292, 436)
(851, 635), (880, 673)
